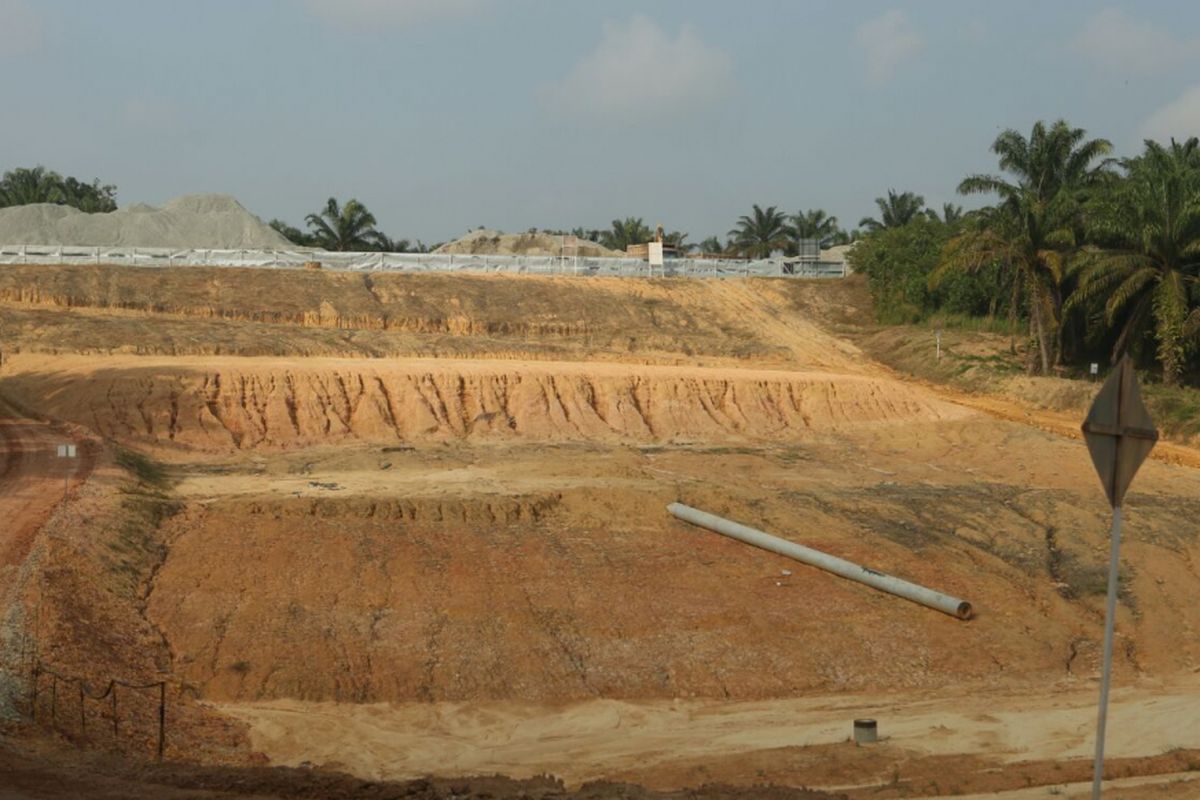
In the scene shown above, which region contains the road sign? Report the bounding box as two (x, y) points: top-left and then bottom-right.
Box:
(1080, 355), (1157, 800)
(647, 242), (664, 268)
(56, 444), (76, 458)
(1081, 355), (1157, 509)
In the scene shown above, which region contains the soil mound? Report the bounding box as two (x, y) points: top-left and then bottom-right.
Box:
(0, 193), (290, 249)
(435, 229), (628, 258)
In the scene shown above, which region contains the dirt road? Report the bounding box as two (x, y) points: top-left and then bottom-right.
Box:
(0, 399), (90, 570)
(216, 677), (1200, 789)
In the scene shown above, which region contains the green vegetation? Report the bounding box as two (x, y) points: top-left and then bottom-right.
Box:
(0, 166), (117, 212)
(848, 215), (1006, 324)
(728, 204), (792, 258)
(599, 217), (652, 251)
(105, 448), (181, 599)
(859, 190), (927, 231)
(270, 197), (413, 252)
(852, 118), (1200, 388)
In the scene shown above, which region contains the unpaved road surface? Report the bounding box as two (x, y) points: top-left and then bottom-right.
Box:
(217, 678), (1200, 788)
(0, 399), (89, 570)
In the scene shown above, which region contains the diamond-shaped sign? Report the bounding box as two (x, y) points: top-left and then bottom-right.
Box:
(1081, 356), (1158, 508)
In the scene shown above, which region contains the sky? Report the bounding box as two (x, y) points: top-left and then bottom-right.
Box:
(3, 1), (1200, 245)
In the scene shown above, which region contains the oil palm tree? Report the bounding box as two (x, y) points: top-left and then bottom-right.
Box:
(371, 233), (412, 253)
(859, 190), (926, 231)
(0, 166), (66, 207)
(927, 203), (964, 226)
(728, 204), (790, 258)
(1070, 137), (1200, 385)
(599, 217), (652, 251)
(664, 230), (694, 253)
(935, 120), (1113, 373)
(697, 235), (725, 255)
(0, 166), (117, 211)
(791, 208), (841, 244)
(305, 197), (383, 251)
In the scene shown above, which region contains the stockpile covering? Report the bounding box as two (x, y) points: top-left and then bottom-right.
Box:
(435, 229), (628, 258)
(0, 194), (291, 249)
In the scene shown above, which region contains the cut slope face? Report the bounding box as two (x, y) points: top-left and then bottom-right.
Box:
(0, 356), (967, 451)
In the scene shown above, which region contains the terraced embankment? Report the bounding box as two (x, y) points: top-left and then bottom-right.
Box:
(0, 355), (966, 451)
(3, 264), (1200, 796)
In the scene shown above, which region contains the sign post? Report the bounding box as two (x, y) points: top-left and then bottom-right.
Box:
(56, 444), (78, 501)
(1080, 356), (1157, 800)
(647, 242), (664, 277)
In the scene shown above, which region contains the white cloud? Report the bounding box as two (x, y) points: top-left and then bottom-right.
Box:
(0, 0), (42, 55)
(855, 10), (923, 86)
(542, 15), (733, 122)
(305, 0), (486, 29)
(1140, 85), (1200, 143)
(1071, 9), (1200, 74)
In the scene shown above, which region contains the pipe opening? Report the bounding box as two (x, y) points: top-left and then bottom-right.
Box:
(956, 601), (974, 620)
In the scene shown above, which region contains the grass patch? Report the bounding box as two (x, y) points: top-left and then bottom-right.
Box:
(105, 448), (182, 598)
(1142, 384), (1200, 441)
(115, 447), (172, 489)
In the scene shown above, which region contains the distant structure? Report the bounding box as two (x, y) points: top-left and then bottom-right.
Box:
(626, 222), (677, 260)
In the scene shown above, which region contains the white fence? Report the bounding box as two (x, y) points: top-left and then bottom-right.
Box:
(0, 244), (847, 279)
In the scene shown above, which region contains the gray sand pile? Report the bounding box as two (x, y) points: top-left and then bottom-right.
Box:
(435, 229), (628, 258)
(0, 194), (291, 249)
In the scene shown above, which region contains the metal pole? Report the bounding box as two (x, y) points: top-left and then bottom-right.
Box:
(668, 503), (973, 619)
(1092, 504), (1123, 799)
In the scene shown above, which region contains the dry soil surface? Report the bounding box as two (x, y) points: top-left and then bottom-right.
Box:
(3, 266), (1200, 797)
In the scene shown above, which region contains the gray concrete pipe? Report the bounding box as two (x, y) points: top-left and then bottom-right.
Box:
(667, 502), (974, 620)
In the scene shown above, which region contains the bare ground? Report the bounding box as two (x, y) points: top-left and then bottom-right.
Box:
(2, 265), (1200, 797)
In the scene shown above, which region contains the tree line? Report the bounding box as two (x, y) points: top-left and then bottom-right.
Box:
(0, 166), (117, 212)
(850, 119), (1200, 386)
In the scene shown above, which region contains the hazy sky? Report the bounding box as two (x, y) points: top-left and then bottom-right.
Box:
(3, 1), (1200, 244)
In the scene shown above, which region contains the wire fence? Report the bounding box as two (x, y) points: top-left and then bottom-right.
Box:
(0, 244), (848, 279)
(21, 658), (168, 760)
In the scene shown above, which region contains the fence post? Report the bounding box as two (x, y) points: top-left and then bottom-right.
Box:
(111, 686), (118, 741)
(29, 664), (38, 721)
(157, 683), (166, 761)
(50, 675), (56, 722)
(79, 684), (85, 736)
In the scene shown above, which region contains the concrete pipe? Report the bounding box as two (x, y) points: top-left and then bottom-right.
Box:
(667, 503), (973, 620)
(853, 719), (878, 744)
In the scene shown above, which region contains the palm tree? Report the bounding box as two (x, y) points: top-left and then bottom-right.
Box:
(304, 197), (383, 251)
(859, 190), (926, 231)
(0, 166), (118, 211)
(935, 120), (1113, 373)
(829, 228), (860, 246)
(599, 217), (652, 252)
(728, 204), (791, 258)
(696, 236), (725, 256)
(927, 203), (964, 225)
(791, 208), (841, 244)
(663, 230), (694, 253)
(0, 166), (66, 207)
(1070, 137), (1200, 385)
(371, 233), (412, 253)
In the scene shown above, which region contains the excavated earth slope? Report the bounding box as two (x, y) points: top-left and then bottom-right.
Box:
(4, 264), (1200, 793)
(0, 356), (967, 451)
